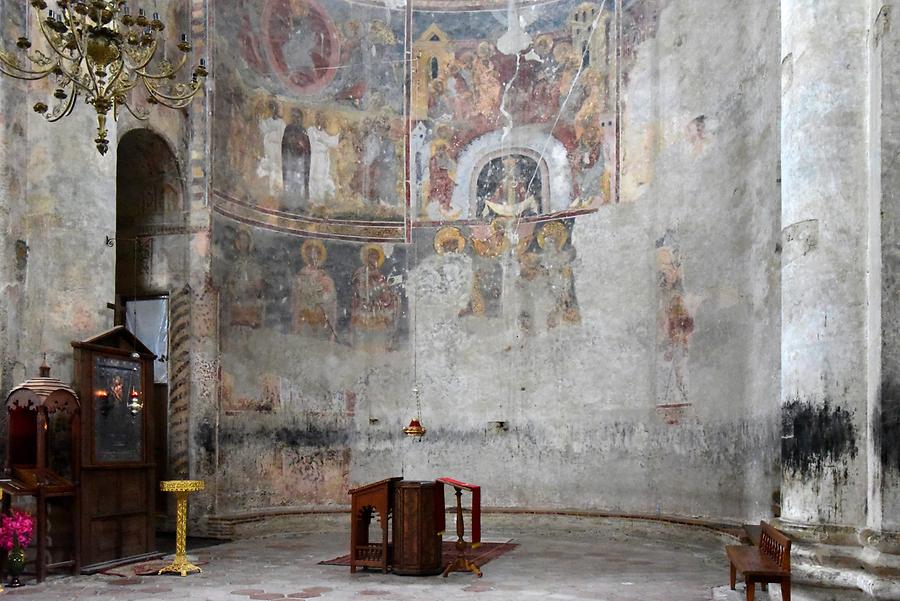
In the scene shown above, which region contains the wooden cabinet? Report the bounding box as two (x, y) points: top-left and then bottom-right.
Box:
(72, 327), (158, 572)
(2, 362), (81, 582)
(392, 481), (442, 576)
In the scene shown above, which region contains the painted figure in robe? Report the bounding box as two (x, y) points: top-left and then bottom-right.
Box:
(429, 141), (457, 215)
(350, 244), (400, 349)
(292, 239), (338, 340)
(256, 99), (287, 197)
(225, 229), (265, 328)
(307, 113), (340, 204)
(459, 220), (508, 318)
(538, 222), (581, 327)
(656, 239), (695, 405)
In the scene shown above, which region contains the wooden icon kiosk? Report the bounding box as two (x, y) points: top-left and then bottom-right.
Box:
(2, 360), (81, 582)
(72, 327), (158, 572)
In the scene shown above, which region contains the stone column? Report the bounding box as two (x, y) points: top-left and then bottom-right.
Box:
(184, 0), (219, 527)
(0, 4), (29, 469)
(780, 1), (877, 532)
(879, 0), (900, 536)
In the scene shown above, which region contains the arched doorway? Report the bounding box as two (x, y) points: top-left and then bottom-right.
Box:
(115, 128), (186, 516)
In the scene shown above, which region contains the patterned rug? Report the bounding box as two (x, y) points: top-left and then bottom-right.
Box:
(319, 541), (517, 569)
(101, 558), (209, 578)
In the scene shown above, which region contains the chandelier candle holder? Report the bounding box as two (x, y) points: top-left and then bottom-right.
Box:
(0, 0), (207, 154)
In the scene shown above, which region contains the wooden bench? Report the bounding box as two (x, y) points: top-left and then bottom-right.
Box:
(726, 521), (791, 601)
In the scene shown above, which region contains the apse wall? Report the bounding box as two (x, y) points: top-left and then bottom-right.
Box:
(208, 0), (780, 521)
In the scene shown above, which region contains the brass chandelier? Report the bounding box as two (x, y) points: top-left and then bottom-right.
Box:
(0, 0), (207, 155)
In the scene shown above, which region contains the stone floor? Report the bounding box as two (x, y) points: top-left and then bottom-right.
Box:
(0, 516), (875, 601)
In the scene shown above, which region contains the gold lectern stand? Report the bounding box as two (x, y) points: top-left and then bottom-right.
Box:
(158, 480), (205, 576)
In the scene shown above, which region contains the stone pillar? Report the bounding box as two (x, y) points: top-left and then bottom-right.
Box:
(879, 0), (900, 536)
(780, 1), (876, 532)
(0, 4), (29, 469)
(184, 0), (219, 526)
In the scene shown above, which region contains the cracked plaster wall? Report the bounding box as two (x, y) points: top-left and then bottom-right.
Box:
(207, 0), (782, 523)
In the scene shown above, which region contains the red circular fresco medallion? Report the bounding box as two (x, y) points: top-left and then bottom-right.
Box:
(262, 0), (341, 95)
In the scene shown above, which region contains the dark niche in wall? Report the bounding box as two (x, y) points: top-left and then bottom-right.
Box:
(782, 399), (858, 482)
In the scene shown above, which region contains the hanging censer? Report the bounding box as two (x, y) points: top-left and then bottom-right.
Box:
(403, 387), (427, 438)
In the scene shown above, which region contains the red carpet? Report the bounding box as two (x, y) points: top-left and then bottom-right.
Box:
(101, 559), (209, 577)
(319, 541), (517, 569)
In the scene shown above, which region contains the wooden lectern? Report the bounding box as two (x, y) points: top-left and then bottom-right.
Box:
(348, 477), (401, 573)
(436, 477), (482, 578)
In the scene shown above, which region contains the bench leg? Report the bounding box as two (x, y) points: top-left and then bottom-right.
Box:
(745, 577), (755, 601)
(729, 562), (736, 590)
(781, 578), (791, 601)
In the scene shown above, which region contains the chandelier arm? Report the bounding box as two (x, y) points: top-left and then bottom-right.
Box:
(0, 45), (58, 76)
(135, 54), (189, 80)
(100, 57), (128, 99)
(0, 57), (56, 81)
(56, 56), (95, 97)
(142, 78), (203, 106)
(34, 8), (77, 63)
(58, 8), (108, 101)
(123, 38), (159, 72)
(45, 84), (78, 123)
(120, 97), (150, 121)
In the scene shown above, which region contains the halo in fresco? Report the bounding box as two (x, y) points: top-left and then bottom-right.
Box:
(263, 0), (342, 94)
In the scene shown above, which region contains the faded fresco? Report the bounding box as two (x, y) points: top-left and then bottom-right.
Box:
(204, 0), (782, 518)
(208, 0), (616, 510)
(216, 225), (408, 350)
(212, 221), (409, 509)
(212, 0), (617, 241)
(411, 1), (616, 221)
(213, 0), (408, 242)
(655, 231), (696, 407)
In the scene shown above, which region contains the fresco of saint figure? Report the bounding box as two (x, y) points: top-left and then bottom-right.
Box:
(350, 244), (400, 350)
(538, 222), (581, 328)
(473, 42), (502, 118)
(256, 99), (286, 198)
(573, 125), (607, 207)
(360, 117), (398, 206)
(307, 113), (340, 205)
(282, 108), (311, 210)
(292, 239), (338, 340)
(428, 140), (457, 216)
(656, 235), (695, 405)
(433, 226), (467, 256)
(459, 219), (509, 318)
(225, 229), (265, 328)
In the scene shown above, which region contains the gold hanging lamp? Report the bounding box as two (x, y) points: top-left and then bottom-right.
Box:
(403, 386), (427, 438)
(0, 0), (207, 155)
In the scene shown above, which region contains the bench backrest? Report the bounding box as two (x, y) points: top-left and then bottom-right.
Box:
(759, 521), (791, 571)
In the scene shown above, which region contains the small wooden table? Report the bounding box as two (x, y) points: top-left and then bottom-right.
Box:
(348, 477), (402, 573)
(158, 480), (205, 576)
